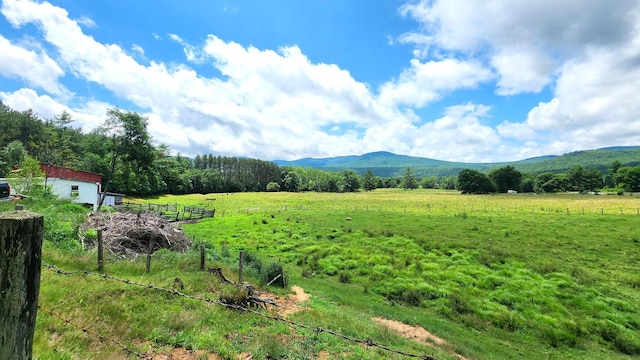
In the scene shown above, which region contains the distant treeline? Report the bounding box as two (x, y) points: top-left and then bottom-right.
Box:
(1, 102), (639, 196)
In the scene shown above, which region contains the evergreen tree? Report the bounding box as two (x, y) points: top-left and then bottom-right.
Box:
(401, 167), (418, 190)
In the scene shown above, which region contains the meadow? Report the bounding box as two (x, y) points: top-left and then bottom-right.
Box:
(178, 190), (640, 358)
(6, 189), (639, 359)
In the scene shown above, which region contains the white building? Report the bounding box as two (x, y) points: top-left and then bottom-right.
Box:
(41, 164), (102, 210)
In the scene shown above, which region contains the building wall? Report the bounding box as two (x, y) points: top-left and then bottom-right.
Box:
(47, 178), (99, 210)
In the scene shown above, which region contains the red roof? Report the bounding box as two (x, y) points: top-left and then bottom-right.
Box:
(40, 164), (101, 183)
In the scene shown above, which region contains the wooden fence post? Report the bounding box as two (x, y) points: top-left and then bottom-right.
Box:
(200, 245), (206, 270)
(97, 229), (104, 271)
(146, 240), (154, 273)
(239, 250), (244, 283)
(0, 209), (44, 360)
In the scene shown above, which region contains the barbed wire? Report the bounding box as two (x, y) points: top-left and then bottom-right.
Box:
(42, 263), (439, 360)
(37, 304), (151, 359)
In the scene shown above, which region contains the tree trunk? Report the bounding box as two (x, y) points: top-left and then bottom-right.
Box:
(0, 210), (44, 360)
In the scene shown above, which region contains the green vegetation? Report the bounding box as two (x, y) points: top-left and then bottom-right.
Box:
(12, 189), (640, 359)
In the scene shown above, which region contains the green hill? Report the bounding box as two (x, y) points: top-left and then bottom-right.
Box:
(274, 147), (640, 177)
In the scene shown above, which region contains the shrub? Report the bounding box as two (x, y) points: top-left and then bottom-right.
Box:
(338, 271), (352, 283)
(261, 261), (287, 287)
(242, 250), (263, 272)
(266, 182), (280, 192)
(449, 290), (473, 314)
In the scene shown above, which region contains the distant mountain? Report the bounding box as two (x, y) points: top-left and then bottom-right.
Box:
(274, 146), (640, 177)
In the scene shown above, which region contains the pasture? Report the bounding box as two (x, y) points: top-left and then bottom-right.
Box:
(177, 190), (640, 358)
(20, 189), (640, 359)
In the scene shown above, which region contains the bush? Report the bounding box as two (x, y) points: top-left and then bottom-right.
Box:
(449, 290), (473, 314)
(261, 261), (287, 287)
(266, 182), (280, 192)
(242, 250), (263, 273)
(338, 271), (352, 283)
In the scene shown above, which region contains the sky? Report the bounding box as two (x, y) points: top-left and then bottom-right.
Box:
(1, 0), (640, 163)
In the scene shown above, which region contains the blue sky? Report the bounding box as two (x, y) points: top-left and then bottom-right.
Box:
(1, 0), (639, 163)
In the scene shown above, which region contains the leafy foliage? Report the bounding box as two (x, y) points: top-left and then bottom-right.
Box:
(457, 169), (495, 194)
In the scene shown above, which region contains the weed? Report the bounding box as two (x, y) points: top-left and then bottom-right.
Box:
(449, 290), (473, 315)
(338, 271), (352, 283)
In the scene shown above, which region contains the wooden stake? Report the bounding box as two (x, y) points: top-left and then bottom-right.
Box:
(239, 250), (244, 283)
(97, 229), (104, 271)
(0, 210), (44, 360)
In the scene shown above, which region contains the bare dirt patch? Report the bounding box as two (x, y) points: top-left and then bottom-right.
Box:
(260, 285), (310, 316)
(148, 347), (220, 360)
(373, 317), (470, 360)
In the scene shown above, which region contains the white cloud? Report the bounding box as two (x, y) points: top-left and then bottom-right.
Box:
(0, 88), (107, 131)
(3, 0), (638, 163)
(378, 58), (493, 108)
(491, 48), (556, 95)
(399, 0), (639, 96)
(131, 43), (145, 56)
(0, 35), (68, 96)
(76, 16), (96, 28)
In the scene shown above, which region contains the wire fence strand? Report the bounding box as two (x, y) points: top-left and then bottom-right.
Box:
(42, 263), (439, 360)
(38, 304), (151, 359)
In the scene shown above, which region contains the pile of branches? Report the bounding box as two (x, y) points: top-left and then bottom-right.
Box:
(79, 211), (192, 258)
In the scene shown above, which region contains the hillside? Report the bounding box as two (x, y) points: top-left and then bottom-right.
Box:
(274, 147), (640, 177)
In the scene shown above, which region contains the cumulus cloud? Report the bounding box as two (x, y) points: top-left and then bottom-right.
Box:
(0, 88), (108, 131)
(378, 58), (493, 108)
(0, 35), (68, 96)
(397, 0), (640, 158)
(399, 0), (639, 95)
(2, 0), (638, 163)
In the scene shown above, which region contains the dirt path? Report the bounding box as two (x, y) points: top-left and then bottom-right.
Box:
(265, 285), (310, 316)
(372, 317), (470, 360)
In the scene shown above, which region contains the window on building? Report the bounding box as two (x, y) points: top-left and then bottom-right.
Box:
(71, 185), (79, 197)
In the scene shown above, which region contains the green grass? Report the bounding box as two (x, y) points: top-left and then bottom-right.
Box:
(3, 189), (640, 359)
(179, 190), (640, 358)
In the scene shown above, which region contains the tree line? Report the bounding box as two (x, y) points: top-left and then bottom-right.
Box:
(1, 102), (639, 198)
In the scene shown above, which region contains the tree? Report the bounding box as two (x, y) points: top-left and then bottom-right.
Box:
(401, 167), (418, 190)
(488, 165), (522, 193)
(340, 170), (361, 192)
(266, 181), (280, 192)
(615, 166), (640, 192)
(608, 160), (622, 188)
(457, 169), (494, 194)
(536, 173), (568, 193)
(280, 169), (300, 192)
(420, 176), (438, 189)
(96, 108), (154, 209)
(8, 155), (44, 194)
(362, 170), (376, 191)
(0, 140), (27, 176)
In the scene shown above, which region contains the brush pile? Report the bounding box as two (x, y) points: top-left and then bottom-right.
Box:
(79, 211), (192, 258)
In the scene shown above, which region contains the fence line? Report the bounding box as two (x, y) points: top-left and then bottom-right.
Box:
(220, 203), (640, 217)
(37, 305), (150, 359)
(42, 263), (438, 360)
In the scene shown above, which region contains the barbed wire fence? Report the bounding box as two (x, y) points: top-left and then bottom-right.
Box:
(41, 263), (439, 360)
(37, 305), (151, 359)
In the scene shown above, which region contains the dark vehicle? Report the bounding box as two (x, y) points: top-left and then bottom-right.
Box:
(0, 181), (10, 198)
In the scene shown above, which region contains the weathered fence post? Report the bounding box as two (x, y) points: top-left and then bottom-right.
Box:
(200, 245), (206, 270)
(239, 250), (244, 283)
(0, 209), (44, 360)
(97, 229), (104, 271)
(146, 239), (154, 273)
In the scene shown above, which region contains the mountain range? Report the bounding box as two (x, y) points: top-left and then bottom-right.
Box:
(274, 146), (640, 177)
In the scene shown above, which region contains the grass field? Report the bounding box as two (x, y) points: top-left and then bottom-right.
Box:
(179, 190), (640, 358)
(6, 189), (639, 359)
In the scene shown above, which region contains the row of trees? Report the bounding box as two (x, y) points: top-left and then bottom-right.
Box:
(2, 102), (639, 198)
(456, 162), (640, 194)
